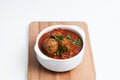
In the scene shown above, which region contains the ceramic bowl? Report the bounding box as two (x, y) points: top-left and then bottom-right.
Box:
(34, 25), (85, 72)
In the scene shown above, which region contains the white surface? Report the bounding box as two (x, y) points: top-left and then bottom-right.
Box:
(0, 0), (120, 80)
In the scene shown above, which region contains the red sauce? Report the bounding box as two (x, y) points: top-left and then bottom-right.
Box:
(38, 28), (83, 59)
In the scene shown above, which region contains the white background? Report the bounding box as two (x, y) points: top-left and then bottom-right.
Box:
(0, 0), (120, 80)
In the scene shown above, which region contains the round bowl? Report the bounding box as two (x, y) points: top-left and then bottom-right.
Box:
(34, 25), (85, 72)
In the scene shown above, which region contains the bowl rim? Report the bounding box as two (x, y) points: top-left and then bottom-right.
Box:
(34, 25), (85, 61)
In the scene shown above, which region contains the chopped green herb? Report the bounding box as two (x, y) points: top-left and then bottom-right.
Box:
(56, 50), (60, 55)
(52, 34), (63, 40)
(62, 46), (68, 52)
(56, 45), (62, 55)
(56, 44), (68, 55)
(66, 34), (71, 39)
(73, 39), (82, 44)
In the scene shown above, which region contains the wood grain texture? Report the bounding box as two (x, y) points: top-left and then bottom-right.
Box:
(28, 22), (96, 80)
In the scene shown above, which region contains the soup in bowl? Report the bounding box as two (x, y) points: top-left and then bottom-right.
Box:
(34, 25), (85, 72)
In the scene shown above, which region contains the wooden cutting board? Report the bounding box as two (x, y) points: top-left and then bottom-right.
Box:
(28, 22), (96, 80)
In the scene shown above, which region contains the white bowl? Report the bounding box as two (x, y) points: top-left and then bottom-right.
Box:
(34, 25), (85, 72)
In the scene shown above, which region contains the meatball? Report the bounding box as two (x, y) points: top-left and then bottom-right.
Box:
(61, 38), (75, 51)
(43, 38), (58, 54)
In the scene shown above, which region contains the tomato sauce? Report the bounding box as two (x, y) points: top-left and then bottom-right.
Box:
(38, 28), (83, 59)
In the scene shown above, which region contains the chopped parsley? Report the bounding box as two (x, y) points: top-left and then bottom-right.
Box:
(66, 34), (71, 39)
(56, 44), (68, 55)
(52, 34), (63, 41)
(73, 39), (82, 44)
